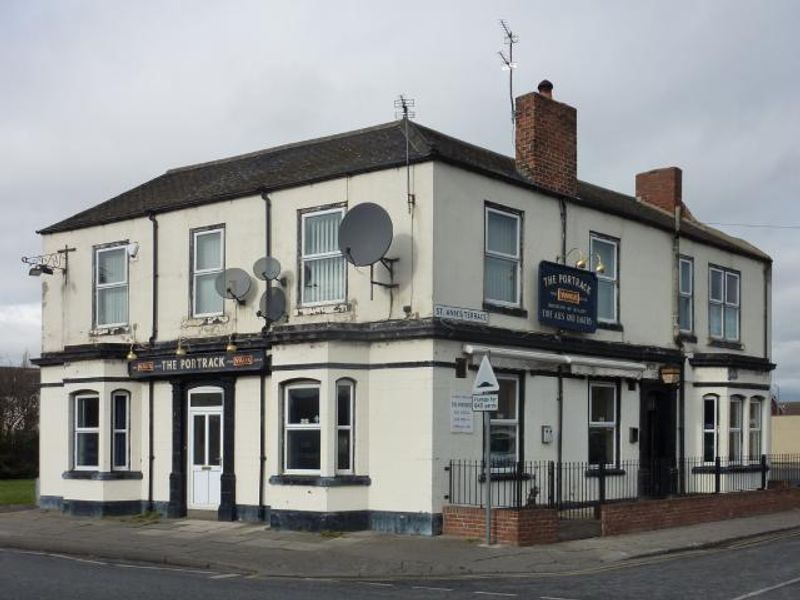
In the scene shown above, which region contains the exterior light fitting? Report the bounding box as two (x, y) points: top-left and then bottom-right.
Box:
(560, 248), (605, 274)
(225, 337), (237, 353)
(126, 345), (138, 361)
(175, 342), (187, 356)
(28, 266), (42, 277)
(660, 365), (681, 385)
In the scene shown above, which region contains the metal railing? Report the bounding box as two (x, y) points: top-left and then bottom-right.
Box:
(445, 454), (800, 519)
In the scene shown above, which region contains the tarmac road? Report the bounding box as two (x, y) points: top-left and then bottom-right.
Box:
(2, 529), (800, 599)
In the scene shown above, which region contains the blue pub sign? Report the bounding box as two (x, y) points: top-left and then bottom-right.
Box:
(538, 261), (598, 333)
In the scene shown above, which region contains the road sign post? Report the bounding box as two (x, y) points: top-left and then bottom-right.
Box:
(471, 354), (500, 546)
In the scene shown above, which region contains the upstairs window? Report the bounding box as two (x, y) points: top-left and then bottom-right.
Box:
(95, 245), (128, 327)
(301, 208), (346, 305)
(709, 267), (740, 341)
(484, 206), (521, 307)
(74, 394), (99, 470)
(589, 383), (617, 465)
(679, 257), (694, 333)
(591, 234), (619, 323)
(192, 227), (225, 317)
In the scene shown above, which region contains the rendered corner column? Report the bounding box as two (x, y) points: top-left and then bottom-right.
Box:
(218, 376), (237, 521)
(167, 379), (186, 518)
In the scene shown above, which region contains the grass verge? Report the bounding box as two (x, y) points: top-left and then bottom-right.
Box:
(0, 479), (36, 505)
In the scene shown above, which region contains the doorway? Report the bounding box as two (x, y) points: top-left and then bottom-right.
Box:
(639, 383), (677, 498)
(187, 387), (223, 510)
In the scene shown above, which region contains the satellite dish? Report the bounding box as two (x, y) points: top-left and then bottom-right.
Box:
(259, 287), (287, 322)
(214, 268), (252, 301)
(253, 256), (282, 281)
(338, 203), (393, 266)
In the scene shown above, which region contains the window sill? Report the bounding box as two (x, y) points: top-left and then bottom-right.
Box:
(708, 339), (743, 350)
(268, 474), (371, 487)
(585, 467), (626, 477)
(89, 326), (130, 337)
(482, 302), (528, 318)
(185, 314), (229, 325)
(294, 303), (352, 317)
(677, 332), (698, 343)
(62, 470), (143, 480)
(596, 322), (624, 332)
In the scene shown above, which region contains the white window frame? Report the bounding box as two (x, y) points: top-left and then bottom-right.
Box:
(111, 391), (130, 471)
(679, 256), (694, 333)
(94, 245), (129, 328)
(74, 394), (100, 471)
(729, 395), (744, 463)
(489, 375), (520, 470)
(192, 227), (225, 318)
(709, 266), (740, 341)
(335, 380), (354, 475)
(283, 382), (322, 475)
(703, 394), (718, 464)
(484, 206), (522, 307)
(748, 397), (763, 462)
(300, 207), (346, 307)
(590, 234), (619, 324)
(588, 382), (617, 466)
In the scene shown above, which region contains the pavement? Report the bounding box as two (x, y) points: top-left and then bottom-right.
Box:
(1, 507), (800, 579)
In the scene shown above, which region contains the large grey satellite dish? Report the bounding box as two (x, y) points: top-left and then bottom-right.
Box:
(338, 203), (393, 267)
(214, 268), (252, 302)
(259, 287), (287, 322)
(253, 256), (282, 281)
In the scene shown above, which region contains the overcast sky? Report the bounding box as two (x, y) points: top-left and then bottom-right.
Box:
(1, 1), (798, 397)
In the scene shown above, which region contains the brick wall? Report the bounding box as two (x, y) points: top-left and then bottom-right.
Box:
(635, 167), (682, 213)
(601, 488), (800, 536)
(443, 505), (558, 546)
(515, 88), (577, 198)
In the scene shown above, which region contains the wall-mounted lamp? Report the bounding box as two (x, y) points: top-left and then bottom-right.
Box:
(558, 248), (605, 274)
(22, 246), (74, 277)
(175, 339), (187, 356)
(126, 344), (138, 361)
(659, 365), (681, 385)
(225, 335), (237, 353)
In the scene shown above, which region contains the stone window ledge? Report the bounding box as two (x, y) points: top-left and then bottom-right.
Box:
(62, 470), (143, 481)
(268, 474), (371, 487)
(294, 303), (352, 317)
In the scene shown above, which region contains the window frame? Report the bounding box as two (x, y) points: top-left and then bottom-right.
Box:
(111, 390), (130, 471)
(191, 225), (226, 318)
(299, 206), (347, 307)
(93, 243), (129, 328)
(489, 374), (521, 470)
(590, 233), (620, 324)
(588, 381), (618, 466)
(283, 381), (322, 475)
(729, 395), (744, 463)
(703, 394), (719, 464)
(335, 379), (355, 475)
(678, 256), (694, 333)
(73, 393), (100, 471)
(483, 204), (523, 308)
(708, 265), (741, 341)
(748, 396), (763, 462)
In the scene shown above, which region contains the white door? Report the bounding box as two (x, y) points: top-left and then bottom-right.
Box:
(188, 388), (223, 510)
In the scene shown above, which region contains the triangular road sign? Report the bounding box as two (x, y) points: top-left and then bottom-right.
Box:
(472, 354), (499, 394)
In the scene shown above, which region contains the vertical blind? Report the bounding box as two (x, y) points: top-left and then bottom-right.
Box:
(303, 211), (345, 304)
(484, 210), (519, 305)
(96, 247), (128, 326)
(194, 230), (224, 316)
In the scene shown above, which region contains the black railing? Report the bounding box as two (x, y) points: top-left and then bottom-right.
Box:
(445, 454), (800, 519)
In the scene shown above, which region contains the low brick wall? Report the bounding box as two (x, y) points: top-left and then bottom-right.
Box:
(443, 505), (558, 546)
(601, 487), (800, 536)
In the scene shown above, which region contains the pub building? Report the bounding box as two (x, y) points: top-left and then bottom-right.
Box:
(33, 81), (773, 534)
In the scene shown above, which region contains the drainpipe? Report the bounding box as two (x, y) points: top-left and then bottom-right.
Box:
(148, 379), (154, 512)
(559, 198), (567, 263)
(148, 213), (159, 345)
(259, 193), (272, 521)
(672, 205), (681, 344)
(556, 364), (564, 507)
(764, 262), (771, 360)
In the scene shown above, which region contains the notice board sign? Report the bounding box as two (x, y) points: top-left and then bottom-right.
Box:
(450, 394), (474, 433)
(538, 260), (598, 333)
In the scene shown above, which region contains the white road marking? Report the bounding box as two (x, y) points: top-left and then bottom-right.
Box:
(412, 585), (454, 592)
(209, 573), (240, 580)
(360, 582), (395, 587)
(112, 563), (215, 574)
(474, 593), (517, 598)
(730, 575), (800, 599)
(541, 596), (580, 600)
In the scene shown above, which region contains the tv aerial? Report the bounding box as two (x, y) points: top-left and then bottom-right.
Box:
(214, 268), (252, 304)
(338, 202), (398, 300)
(258, 287), (287, 322)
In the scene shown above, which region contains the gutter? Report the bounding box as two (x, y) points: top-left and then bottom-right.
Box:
(148, 213), (159, 345)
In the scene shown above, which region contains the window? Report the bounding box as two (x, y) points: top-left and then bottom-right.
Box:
(95, 246), (128, 327)
(336, 381), (354, 474)
(284, 383), (321, 473)
(484, 207), (522, 306)
(709, 267), (740, 341)
(729, 396), (743, 462)
(591, 234), (619, 323)
(589, 383), (617, 465)
(679, 257), (693, 332)
(490, 377), (519, 467)
(748, 397), (763, 461)
(301, 208), (346, 305)
(703, 395), (718, 463)
(74, 394), (99, 470)
(192, 228), (225, 317)
(112, 391), (130, 470)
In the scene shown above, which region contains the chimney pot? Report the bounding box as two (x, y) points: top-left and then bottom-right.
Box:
(537, 79), (554, 98)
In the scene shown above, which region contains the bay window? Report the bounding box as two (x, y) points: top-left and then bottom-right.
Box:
(484, 206), (522, 307)
(490, 376), (519, 467)
(729, 396), (743, 462)
(589, 382), (617, 465)
(301, 208), (346, 305)
(336, 380), (354, 474)
(709, 266), (740, 341)
(703, 395), (718, 463)
(74, 394), (99, 470)
(284, 383), (321, 473)
(748, 397), (763, 460)
(112, 391), (130, 470)
(192, 227), (225, 317)
(94, 245), (128, 327)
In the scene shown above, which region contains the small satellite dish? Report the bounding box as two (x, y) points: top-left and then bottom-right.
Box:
(338, 203), (393, 267)
(253, 256), (282, 281)
(259, 287), (287, 322)
(214, 268), (252, 301)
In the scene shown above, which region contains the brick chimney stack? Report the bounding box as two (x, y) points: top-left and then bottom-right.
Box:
(515, 80), (577, 197)
(635, 167), (683, 213)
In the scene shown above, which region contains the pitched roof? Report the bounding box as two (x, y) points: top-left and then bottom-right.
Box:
(38, 121), (770, 262)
